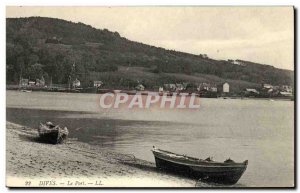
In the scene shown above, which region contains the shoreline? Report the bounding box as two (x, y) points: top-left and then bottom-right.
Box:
(6, 88), (294, 101)
(6, 121), (200, 187)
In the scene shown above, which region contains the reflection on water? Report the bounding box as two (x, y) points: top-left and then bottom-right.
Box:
(6, 107), (181, 148)
(6, 91), (294, 187)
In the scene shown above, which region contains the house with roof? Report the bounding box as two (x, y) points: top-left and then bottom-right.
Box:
(262, 83), (273, 89)
(19, 78), (29, 87)
(222, 82), (230, 93)
(198, 83), (218, 92)
(93, 80), (103, 88)
(279, 91), (293, 97)
(280, 85), (293, 93)
(164, 84), (177, 91)
(28, 81), (36, 86)
(158, 87), (164, 93)
(164, 83), (187, 92)
(135, 84), (145, 91)
(36, 76), (45, 87)
(245, 88), (259, 94)
(175, 83), (187, 91)
(244, 88), (260, 97)
(72, 78), (81, 88)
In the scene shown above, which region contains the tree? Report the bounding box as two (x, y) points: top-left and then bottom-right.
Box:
(27, 63), (44, 80)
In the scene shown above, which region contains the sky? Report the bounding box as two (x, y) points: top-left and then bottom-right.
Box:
(6, 6), (294, 70)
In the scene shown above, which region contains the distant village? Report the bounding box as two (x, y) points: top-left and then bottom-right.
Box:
(13, 75), (294, 100)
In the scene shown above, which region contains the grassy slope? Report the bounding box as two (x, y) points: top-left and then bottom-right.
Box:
(6, 17), (294, 91)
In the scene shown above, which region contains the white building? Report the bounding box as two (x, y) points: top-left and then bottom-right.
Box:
(198, 83), (218, 92)
(175, 83), (186, 91)
(245, 88), (259, 94)
(262, 84), (273, 89)
(159, 87), (164, 92)
(281, 85), (293, 93)
(20, 78), (29, 87)
(164, 84), (176, 91)
(36, 76), (45, 86)
(93, 80), (103, 88)
(223, 82), (230, 93)
(72, 78), (81, 88)
(211, 87), (218, 92)
(280, 91), (293, 97)
(135, 84), (145, 91)
(28, 81), (35, 86)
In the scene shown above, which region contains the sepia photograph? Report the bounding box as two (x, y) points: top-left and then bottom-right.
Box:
(5, 6), (294, 188)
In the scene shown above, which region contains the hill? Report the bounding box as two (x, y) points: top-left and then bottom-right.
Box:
(6, 17), (294, 93)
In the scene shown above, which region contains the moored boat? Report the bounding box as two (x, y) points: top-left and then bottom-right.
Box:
(152, 147), (248, 185)
(20, 89), (32, 93)
(38, 122), (69, 144)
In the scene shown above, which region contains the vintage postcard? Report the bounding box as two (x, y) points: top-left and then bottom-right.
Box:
(6, 6), (294, 188)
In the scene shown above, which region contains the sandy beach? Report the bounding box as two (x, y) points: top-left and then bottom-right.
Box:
(6, 121), (201, 187)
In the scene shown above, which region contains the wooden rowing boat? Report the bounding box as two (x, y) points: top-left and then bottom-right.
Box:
(152, 147), (248, 185)
(38, 122), (69, 144)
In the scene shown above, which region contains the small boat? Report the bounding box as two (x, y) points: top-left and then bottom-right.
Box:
(20, 89), (32, 93)
(38, 122), (69, 144)
(152, 147), (248, 185)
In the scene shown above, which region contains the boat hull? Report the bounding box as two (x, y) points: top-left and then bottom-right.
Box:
(38, 123), (69, 144)
(39, 131), (61, 144)
(153, 150), (247, 185)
